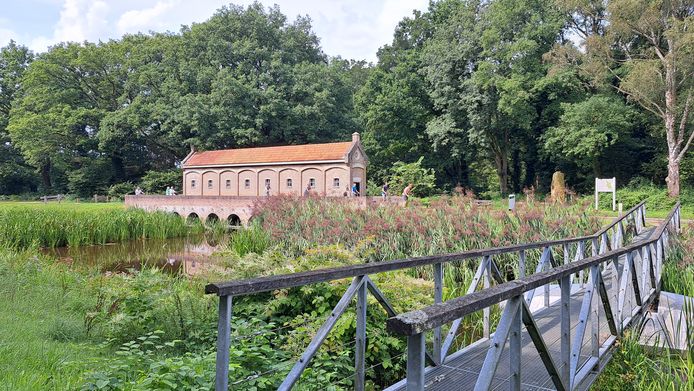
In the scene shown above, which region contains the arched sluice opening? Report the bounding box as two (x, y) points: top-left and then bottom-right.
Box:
(206, 213), (220, 225)
(187, 213), (200, 224)
(172, 212), (181, 219)
(228, 214), (241, 227)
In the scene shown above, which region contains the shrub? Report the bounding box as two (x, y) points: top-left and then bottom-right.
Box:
(139, 170), (182, 195)
(107, 182), (135, 200)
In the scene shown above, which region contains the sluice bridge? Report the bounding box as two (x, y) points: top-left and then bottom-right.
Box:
(205, 201), (688, 390)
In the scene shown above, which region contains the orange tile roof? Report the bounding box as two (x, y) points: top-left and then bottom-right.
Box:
(183, 141), (354, 167)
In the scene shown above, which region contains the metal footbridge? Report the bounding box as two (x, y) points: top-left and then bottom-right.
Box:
(205, 200), (682, 390)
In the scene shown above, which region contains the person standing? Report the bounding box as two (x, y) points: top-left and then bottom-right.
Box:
(381, 182), (389, 199)
(351, 183), (360, 197)
(165, 186), (171, 196)
(303, 183), (311, 197)
(265, 183), (271, 197)
(170, 187), (177, 196)
(402, 183), (414, 202)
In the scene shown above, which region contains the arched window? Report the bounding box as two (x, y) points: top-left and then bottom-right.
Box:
(225, 179), (231, 189)
(286, 178), (293, 188)
(191, 179), (197, 189)
(265, 178), (271, 187)
(207, 179), (213, 189)
(333, 178), (340, 187)
(309, 178), (316, 188)
(244, 179), (251, 189)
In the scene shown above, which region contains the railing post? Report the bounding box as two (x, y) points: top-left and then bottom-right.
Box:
(577, 242), (585, 287)
(544, 249), (550, 308)
(483, 256), (491, 338)
(510, 295), (522, 391)
(519, 249), (526, 278)
(215, 295), (232, 391)
(433, 263), (443, 364)
(590, 265), (600, 368)
(560, 274), (571, 387)
(407, 333), (425, 391)
(355, 276), (367, 391)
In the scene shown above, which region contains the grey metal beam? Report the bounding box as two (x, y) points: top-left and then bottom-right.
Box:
(441, 256), (489, 362)
(560, 274), (571, 387)
(569, 265), (596, 389)
(521, 301), (567, 391)
(215, 295), (232, 391)
(474, 296), (521, 391)
(629, 251), (643, 307)
(484, 256), (491, 338)
(355, 278), (367, 391)
(510, 296), (522, 391)
(595, 270), (618, 336)
(365, 277), (397, 317)
(433, 262), (443, 365)
(406, 333), (425, 391)
(278, 276), (364, 390)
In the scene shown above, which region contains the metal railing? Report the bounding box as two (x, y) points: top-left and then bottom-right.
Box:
(205, 200), (650, 390)
(387, 202), (680, 391)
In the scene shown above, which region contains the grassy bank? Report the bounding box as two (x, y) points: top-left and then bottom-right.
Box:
(0, 196), (603, 390)
(1, 197), (688, 390)
(0, 202), (201, 249)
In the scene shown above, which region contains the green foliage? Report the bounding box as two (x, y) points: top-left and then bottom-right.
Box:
(68, 158), (115, 198)
(0, 203), (199, 249)
(388, 157), (437, 197)
(139, 170), (181, 195)
(543, 95), (637, 174)
(594, 331), (694, 391)
(107, 182), (135, 200)
(228, 222), (271, 257)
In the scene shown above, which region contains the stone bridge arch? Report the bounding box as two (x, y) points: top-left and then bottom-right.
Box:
(125, 196), (255, 226)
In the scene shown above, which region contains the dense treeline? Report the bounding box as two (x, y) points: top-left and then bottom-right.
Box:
(0, 0), (692, 198)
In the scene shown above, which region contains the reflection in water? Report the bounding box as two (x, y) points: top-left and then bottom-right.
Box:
(43, 235), (228, 276)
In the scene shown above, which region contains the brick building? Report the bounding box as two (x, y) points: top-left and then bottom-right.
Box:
(181, 133), (368, 197)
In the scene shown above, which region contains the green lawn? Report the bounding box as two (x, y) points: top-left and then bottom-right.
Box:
(0, 200), (125, 210)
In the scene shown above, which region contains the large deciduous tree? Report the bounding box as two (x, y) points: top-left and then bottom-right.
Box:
(593, 0), (693, 197)
(422, 0), (564, 194)
(0, 41), (35, 193)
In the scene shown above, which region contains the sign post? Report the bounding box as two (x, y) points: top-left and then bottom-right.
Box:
(595, 177), (616, 211)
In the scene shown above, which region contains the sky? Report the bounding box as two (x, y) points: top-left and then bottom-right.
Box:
(0, 0), (429, 62)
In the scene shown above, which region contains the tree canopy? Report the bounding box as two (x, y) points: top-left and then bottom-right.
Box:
(0, 0), (691, 198)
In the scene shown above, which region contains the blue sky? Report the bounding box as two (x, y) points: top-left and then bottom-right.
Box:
(0, 0), (429, 62)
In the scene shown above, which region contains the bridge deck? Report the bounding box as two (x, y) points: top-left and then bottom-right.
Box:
(386, 228), (655, 391)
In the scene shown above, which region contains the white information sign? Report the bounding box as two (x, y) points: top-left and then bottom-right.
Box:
(595, 177), (616, 211)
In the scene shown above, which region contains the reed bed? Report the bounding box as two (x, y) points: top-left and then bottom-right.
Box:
(0, 203), (201, 249)
(249, 195), (601, 266)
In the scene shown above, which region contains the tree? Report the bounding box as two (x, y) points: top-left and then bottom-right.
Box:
(543, 95), (637, 175)
(422, 0), (564, 194)
(592, 0), (694, 197)
(0, 41), (36, 194)
(388, 157), (437, 197)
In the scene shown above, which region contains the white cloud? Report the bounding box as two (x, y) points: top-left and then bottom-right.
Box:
(117, 0), (175, 34)
(54, 0), (110, 42)
(0, 27), (19, 46)
(10, 0), (430, 61)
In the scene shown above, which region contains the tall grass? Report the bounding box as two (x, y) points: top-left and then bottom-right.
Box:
(0, 203), (202, 249)
(250, 195), (601, 262)
(662, 222), (694, 297)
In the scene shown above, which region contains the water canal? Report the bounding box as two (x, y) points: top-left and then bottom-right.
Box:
(42, 234), (229, 276)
